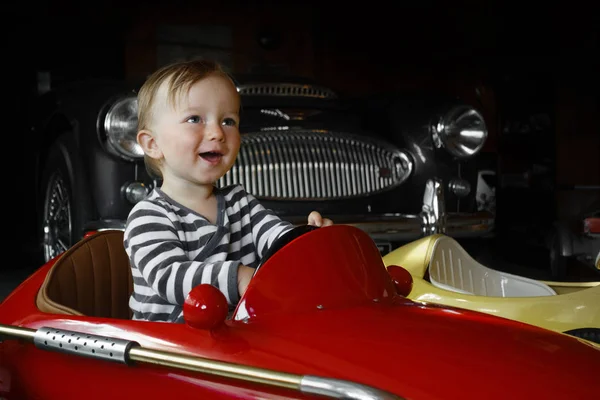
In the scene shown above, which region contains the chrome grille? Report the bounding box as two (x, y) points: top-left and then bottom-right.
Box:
(236, 83), (338, 99)
(217, 130), (412, 200)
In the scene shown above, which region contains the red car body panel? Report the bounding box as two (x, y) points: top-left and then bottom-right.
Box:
(1, 225), (599, 400)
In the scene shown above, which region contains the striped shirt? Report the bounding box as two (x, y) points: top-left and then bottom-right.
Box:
(123, 184), (293, 323)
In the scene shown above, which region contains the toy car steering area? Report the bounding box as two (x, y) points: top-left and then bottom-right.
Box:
(183, 224), (415, 329)
(251, 224), (413, 296)
(254, 225), (320, 274)
(183, 225), (321, 328)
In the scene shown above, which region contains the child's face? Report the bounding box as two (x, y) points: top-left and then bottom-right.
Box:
(150, 74), (241, 187)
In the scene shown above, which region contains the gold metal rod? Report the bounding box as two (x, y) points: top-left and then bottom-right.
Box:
(129, 346), (302, 390)
(1, 324), (400, 398)
(0, 324), (301, 390)
(0, 324), (36, 341)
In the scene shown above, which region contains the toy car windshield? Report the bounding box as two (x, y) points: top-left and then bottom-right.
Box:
(233, 225), (397, 321)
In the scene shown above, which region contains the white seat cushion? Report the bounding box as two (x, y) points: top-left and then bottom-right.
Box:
(428, 236), (556, 297)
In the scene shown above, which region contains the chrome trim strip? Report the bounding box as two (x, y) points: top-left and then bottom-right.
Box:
(420, 178), (446, 235)
(301, 375), (403, 399)
(282, 211), (495, 241)
(84, 211), (494, 241)
(351, 213), (494, 241)
(236, 83), (338, 99)
(1, 324), (400, 399)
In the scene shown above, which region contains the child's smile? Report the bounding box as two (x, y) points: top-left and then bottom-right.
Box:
(199, 151), (224, 164)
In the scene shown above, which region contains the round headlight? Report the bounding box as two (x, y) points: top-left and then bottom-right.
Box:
(433, 106), (488, 159)
(103, 96), (144, 160)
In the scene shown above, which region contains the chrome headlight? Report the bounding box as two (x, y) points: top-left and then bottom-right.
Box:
(432, 106), (487, 159)
(102, 95), (143, 160)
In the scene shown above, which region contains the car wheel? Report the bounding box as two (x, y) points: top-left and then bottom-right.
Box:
(40, 140), (86, 263)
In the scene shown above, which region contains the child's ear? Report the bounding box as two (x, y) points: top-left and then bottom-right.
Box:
(137, 130), (163, 159)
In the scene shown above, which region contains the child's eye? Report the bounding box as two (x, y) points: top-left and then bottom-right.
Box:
(186, 115), (201, 123)
(222, 118), (238, 127)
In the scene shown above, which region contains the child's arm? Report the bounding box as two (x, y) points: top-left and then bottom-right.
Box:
(246, 193), (333, 259)
(125, 204), (243, 306)
(237, 264), (255, 298)
(237, 191), (334, 297)
(246, 193), (294, 259)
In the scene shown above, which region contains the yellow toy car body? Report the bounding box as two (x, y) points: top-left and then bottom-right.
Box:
(383, 234), (600, 342)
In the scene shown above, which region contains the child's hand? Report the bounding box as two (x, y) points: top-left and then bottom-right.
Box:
(307, 211), (333, 227)
(237, 264), (254, 297)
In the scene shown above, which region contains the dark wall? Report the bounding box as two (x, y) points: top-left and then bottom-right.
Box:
(5, 0), (598, 266)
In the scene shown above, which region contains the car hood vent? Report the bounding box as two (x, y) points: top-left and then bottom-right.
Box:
(217, 129), (413, 200)
(236, 83), (338, 99)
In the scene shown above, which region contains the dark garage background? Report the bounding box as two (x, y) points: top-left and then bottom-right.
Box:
(3, 0), (599, 293)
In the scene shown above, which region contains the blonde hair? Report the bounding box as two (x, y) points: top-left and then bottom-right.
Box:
(137, 59), (238, 179)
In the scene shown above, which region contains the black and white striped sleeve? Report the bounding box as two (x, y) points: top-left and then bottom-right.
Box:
(244, 192), (294, 259)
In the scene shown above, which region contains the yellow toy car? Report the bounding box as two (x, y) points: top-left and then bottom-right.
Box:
(383, 234), (600, 344)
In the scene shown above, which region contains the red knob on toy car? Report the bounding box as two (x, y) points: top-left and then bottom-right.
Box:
(387, 265), (413, 297)
(183, 284), (228, 330)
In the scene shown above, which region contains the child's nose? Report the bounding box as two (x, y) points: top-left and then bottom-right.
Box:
(206, 124), (225, 141)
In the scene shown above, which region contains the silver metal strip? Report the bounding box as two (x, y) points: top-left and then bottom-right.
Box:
(336, 137), (348, 196)
(237, 83), (338, 99)
(366, 142), (376, 193)
(256, 137), (266, 196)
(301, 375), (403, 399)
(345, 138), (357, 196)
(357, 141), (368, 194)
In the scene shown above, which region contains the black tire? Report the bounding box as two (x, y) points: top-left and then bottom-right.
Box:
(39, 137), (90, 263)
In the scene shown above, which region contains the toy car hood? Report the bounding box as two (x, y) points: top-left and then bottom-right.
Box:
(220, 226), (600, 399)
(1, 225), (599, 400)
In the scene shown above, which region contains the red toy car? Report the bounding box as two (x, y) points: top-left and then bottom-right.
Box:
(1, 225), (599, 399)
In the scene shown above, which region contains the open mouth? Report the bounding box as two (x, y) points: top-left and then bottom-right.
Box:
(199, 151), (223, 163)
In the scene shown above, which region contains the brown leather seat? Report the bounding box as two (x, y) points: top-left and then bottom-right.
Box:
(36, 230), (133, 319)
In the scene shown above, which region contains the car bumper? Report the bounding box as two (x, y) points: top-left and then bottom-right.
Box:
(85, 176), (495, 243)
(84, 210), (494, 242)
(286, 211), (495, 241)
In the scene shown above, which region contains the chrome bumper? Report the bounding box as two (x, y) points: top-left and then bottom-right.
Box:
(285, 211), (494, 242)
(290, 178), (495, 241)
(85, 179), (494, 241)
(337, 211), (494, 241)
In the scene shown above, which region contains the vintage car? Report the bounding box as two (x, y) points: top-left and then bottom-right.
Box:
(383, 233), (600, 343)
(1, 225), (599, 400)
(33, 74), (494, 264)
